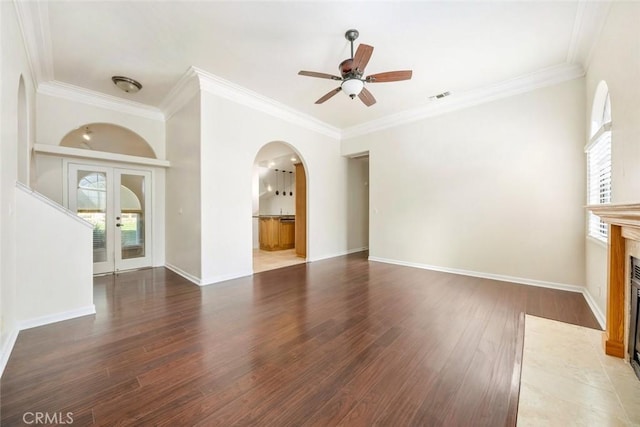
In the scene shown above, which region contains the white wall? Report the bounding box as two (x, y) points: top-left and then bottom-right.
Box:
(200, 91), (347, 283)
(165, 94), (202, 282)
(15, 186), (94, 324)
(1, 1), (37, 372)
(585, 1), (640, 317)
(343, 78), (586, 287)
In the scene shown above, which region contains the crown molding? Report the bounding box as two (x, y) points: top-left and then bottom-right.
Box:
(341, 63), (585, 140)
(566, 0), (588, 64)
(38, 81), (164, 121)
(13, 0), (54, 85)
(566, 0), (612, 69)
(158, 67), (201, 120)
(190, 67), (341, 140)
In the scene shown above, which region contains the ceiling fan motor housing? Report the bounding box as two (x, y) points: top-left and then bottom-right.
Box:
(339, 59), (353, 78)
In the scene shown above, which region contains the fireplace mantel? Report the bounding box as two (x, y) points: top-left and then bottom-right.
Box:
(589, 203), (640, 228)
(589, 203), (640, 358)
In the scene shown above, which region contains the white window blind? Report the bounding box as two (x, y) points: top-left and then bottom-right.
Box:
(587, 131), (611, 241)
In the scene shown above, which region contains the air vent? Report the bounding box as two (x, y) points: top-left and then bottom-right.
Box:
(429, 91), (451, 100)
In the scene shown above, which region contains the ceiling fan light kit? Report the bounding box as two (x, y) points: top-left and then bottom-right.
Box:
(341, 79), (364, 98)
(298, 29), (412, 107)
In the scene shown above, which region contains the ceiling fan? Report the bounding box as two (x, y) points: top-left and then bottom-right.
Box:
(298, 29), (412, 107)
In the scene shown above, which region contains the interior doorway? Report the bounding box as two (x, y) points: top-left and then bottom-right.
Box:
(67, 163), (152, 274)
(252, 142), (307, 273)
(347, 154), (370, 254)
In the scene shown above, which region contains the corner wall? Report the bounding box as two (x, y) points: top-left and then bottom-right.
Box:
(343, 78), (586, 288)
(165, 94), (202, 282)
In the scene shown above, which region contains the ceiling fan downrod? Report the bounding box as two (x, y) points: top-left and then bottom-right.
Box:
(345, 29), (359, 60)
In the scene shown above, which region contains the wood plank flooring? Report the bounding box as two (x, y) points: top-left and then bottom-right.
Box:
(0, 252), (600, 426)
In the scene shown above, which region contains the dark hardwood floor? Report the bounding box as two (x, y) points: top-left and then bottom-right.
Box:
(1, 252), (599, 426)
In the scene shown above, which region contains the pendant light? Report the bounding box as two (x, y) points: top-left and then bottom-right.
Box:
(282, 170), (287, 196)
(274, 169), (279, 195)
(289, 171), (293, 196)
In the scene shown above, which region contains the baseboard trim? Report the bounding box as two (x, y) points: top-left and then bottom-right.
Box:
(165, 263), (254, 287)
(581, 288), (606, 330)
(18, 305), (96, 331)
(0, 328), (19, 378)
(369, 256), (605, 327)
(309, 247), (369, 263)
(165, 263), (202, 286)
(369, 256), (585, 292)
(200, 270), (253, 286)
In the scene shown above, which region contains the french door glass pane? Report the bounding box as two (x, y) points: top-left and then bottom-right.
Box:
(120, 174), (145, 260)
(76, 171), (108, 263)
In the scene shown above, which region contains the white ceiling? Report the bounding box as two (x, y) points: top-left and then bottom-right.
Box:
(22, 1), (609, 130)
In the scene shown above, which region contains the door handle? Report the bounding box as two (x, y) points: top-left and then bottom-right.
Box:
(116, 223), (122, 227)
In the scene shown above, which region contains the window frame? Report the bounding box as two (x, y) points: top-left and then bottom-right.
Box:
(586, 89), (612, 243)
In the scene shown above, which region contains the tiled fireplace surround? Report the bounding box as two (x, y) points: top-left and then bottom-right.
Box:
(590, 203), (640, 360)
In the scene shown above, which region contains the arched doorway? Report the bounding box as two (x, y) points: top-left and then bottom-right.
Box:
(252, 141), (307, 273)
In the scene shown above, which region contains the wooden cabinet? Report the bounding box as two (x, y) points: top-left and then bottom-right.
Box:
(279, 219), (295, 249)
(259, 217), (295, 251)
(259, 217), (279, 251)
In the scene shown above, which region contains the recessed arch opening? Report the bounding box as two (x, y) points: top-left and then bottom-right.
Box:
(60, 123), (157, 159)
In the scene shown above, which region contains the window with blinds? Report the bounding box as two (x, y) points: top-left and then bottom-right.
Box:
(587, 88), (612, 242)
(587, 131), (611, 241)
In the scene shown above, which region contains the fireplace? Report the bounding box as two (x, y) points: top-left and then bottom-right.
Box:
(588, 202), (640, 359)
(630, 257), (640, 379)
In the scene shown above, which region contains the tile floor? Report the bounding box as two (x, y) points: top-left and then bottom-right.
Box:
(518, 315), (640, 426)
(252, 248), (306, 273)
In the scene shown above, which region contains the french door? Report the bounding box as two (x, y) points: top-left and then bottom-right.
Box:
(67, 164), (152, 274)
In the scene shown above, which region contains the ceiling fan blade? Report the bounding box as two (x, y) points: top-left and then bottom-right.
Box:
(366, 70), (413, 83)
(315, 87), (341, 104)
(352, 44), (374, 73)
(358, 87), (376, 107)
(298, 71), (342, 81)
